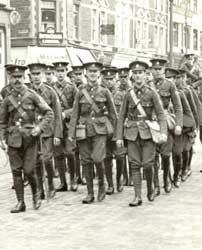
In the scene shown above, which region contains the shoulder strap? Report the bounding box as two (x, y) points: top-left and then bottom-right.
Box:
(81, 88), (100, 113)
(129, 89), (146, 117)
(8, 92), (30, 119)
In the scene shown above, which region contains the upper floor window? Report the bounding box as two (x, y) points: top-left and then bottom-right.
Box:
(149, 0), (158, 9)
(40, 0), (56, 33)
(193, 29), (198, 50)
(73, 4), (80, 40)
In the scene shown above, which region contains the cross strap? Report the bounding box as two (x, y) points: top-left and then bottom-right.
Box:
(81, 88), (100, 114)
(129, 88), (146, 117)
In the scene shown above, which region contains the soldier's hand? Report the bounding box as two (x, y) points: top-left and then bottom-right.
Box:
(116, 139), (124, 148)
(68, 136), (73, 142)
(174, 125), (182, 136)
(31, 126), (41, 137)
(160, 133), (167, 144)
(53, 137), (61, 146)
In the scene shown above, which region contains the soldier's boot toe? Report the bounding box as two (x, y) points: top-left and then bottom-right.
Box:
(40, 190), (45, 200)
(181, 170), (188, 182)
(154, 186), (160, 197)
(129, 197), (142, 207)
(56, 183), (68, 192)
(187, 169), (192, 177)
(164, 181), (172, 193)
(82, 194), (94, 204)
(10, 201), (26, 213)
(117, 182), (124, 193)
(70, 178), (78, 192)
(33, 192), (42, 210)
(173, 177), (181, 188)
(97, 186), (106, 202)
(48, 189), (56, 199)
(106, 186), (114, 195)
(147, 190), (155, 202)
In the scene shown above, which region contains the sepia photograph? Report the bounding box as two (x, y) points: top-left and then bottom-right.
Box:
(0, 0), (202, 249)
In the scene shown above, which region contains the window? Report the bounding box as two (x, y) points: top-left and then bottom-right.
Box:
(184, 25), (190, 50)
(73, 4), (79, 40)
(99, 11), (107, 44)
(92, 9), (98, 42)
(193, 0), (197, 13)
(148, 24), (158, 48)
(173, 22), (179, 47)
(149, 0), (158, 9)
(40, 0), (56, 33)
(193, 29), (198, 50)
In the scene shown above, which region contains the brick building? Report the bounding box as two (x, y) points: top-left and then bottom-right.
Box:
(0, 0), (12, 89)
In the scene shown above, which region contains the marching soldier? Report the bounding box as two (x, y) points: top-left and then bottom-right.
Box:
(117, 68), (131, 186)
(165, 68), (195, 187)
(71, 65), (86, 185)
(150, 58), (183, 195)
(52, 61), (78, 192)
(0, 65), (54, 213)
(116, 60), (167, 206)
(68, 62), (117, 203)
(44, 64), (55, 87)
(101, 67), (125, 194)
(28, 63), (63, 199)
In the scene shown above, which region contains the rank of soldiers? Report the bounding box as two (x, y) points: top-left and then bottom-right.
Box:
(0, 52), (202, 213)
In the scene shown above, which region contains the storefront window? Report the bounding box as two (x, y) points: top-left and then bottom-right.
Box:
(173, 22), (179, 47)
(40, 0), (56, 33)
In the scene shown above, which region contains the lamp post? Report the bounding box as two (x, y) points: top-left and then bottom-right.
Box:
(169, 0), (174, 67)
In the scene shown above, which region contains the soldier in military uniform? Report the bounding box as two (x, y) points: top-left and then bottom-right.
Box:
(177, 69), (201, 180)
(71, 65), (86, 185)
(165, 68), (195, 188)
(150, 58), (183, 195)
(68, 62), (117, 204)
(52, 61), (78, 192)
(116, 60), (167, 206)
(117, 68), (131, 186)
(44, 64), (55, 87)
(28, 63), (63, 199)
(101, 67), (125, 194)
(0, 65), (54, 213)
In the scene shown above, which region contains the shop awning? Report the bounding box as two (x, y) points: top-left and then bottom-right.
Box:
(11, 46), (96, 66)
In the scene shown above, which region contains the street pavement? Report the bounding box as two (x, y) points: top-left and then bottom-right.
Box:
(0, 140), (202, 250)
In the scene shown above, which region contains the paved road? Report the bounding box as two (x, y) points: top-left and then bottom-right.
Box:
(0, 140), (202, 250)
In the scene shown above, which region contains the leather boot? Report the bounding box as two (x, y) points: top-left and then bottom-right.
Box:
(46, 161), (56, 198)
(27, 172), (41, 210)
(123, 157), (129, 186)
(36, 164), (45, 200)
(145, 167), (155, 201)
(96, 162), (106, 202)
(128, 162), (133, 186)
(55, 157), (68, 191)
(129, 168), (142, 207)
(11, 173), (26, 213)
(68, 154), (78, 192)
(182, 151), (189, 182)
(162, 155), (172, 193)
(153, 153), (160, 196)
(187, 147), (193, 177)
(116, 157), (124, 192)
(82, 164), (94, 204)
(172, 154), (181, 188)
(104, 158), (114, 195)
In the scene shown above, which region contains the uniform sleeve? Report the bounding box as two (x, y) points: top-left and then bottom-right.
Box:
(105, 88), (118, 129)
(152, 89), (167, 135)
(116, 92), (128, 140)
(170, 81), (183, 127)
(51, 89), (63, 138)
(68, 91), (80, 138)
(185, 89), (199, 128)
(63, 86), (78, 119)
(191, 89), (202, 127)
(33, 92), (54, 132)
(0, 99), (9, 140)
(179, 91), (195, 128)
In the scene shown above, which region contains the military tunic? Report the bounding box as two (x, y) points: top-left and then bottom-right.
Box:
(117, 84), (167, 169)
(69, 83), (117, 166)
(0, 86), (53, 174)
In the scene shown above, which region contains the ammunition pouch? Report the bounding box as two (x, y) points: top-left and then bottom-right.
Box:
(145, 120), (162, 144)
